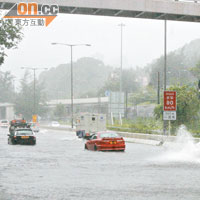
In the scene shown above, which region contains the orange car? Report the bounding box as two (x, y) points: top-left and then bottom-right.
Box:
(85, 131), (125, 151)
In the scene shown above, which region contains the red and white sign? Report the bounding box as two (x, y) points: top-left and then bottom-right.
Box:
(163, 91), (176, 111)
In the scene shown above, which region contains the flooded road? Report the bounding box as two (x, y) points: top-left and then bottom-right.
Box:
(1, 128), (200, 200)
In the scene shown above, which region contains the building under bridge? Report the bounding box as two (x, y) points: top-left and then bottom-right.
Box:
(0, 98), (156, 121)
(47, 97), (109, 115)
(0, 103), (15, 121)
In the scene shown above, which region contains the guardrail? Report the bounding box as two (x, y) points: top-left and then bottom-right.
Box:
(40, 125), (200, 143)
(40, 125), (75, 132)
(173, 0), (200, 3)
(107, 126), (162, 135)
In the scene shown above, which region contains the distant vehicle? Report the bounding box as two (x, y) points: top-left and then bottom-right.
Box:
(0, 119), (9, 128)
(29, 122), (40, 132)
(76, 113), (106, 139)
(51, 121), (60, 127)
(85, 131), (125, 151)
(8, 128), (36, 145)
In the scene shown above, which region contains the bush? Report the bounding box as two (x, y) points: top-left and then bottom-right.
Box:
(107, 117), (162, 134)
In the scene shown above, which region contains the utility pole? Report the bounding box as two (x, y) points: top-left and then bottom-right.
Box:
(33, 69), (36, 115)
(125, 91), (128, 119)
(163, 19), (167, 137)
(51, 43), (91, 128)
(70, 45), (73, 128)
(118, 23), (125, 119)
(157, 72), (160, 104)
(21, 67), (47, 116)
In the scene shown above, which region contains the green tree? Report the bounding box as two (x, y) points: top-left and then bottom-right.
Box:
(0, 19), (23, 65)
(129, 85), (157, 105)
(39, 57), (112, 99)
(148, 50), (194, 88)
(0, 71), (15, 103)
(14, 72), (47, 120)
(98, 68), (141, 96)
(190, 61), (200, 80)
(154, 85), (200, 132)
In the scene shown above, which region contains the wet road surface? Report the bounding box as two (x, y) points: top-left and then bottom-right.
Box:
(1, 128), (200, 200)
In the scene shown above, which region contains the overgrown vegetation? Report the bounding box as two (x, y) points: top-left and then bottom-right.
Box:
(14, 71), (48, 120)
(107, 118), (162, 134)
(154, 85), (200, 134)
(0, 19), (23, 65)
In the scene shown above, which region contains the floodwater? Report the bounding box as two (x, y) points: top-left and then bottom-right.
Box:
(1, 126), (200, 200)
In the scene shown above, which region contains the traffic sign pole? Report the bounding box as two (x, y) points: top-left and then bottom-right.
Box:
(163, 20), (167, 139)
(163, 91), (177, 139)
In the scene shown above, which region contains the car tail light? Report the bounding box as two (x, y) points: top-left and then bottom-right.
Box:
(100, 140), (111, 144)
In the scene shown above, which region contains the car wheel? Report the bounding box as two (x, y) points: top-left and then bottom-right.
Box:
(12, 140), (16, 145)
(84, 144), (88, 150)
(94, 144), (97, 151)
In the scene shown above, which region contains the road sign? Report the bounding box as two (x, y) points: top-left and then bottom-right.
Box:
(105, 90), (110, 97)
(163, 91), (176, 111)
(163, 111), (176, 120)
(32, 115), (37, 123)
(108, 91), (125, 118)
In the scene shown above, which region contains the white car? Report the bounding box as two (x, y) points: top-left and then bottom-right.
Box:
(29, 122), (40, 132)
(0, 119), (9, 128)
(51, 121), (60, 127)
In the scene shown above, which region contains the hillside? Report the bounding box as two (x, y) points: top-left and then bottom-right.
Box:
(39, 57), (112, 100)
(147, 38), (200, 87)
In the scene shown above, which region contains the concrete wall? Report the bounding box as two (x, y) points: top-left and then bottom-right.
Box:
(0, 104), (15, 121)
(6, 106), (15, 121)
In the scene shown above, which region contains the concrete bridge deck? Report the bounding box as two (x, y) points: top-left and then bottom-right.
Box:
(1, 0), (200, 22)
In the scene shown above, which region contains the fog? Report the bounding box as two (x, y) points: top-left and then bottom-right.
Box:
(1, 12), (200, 81)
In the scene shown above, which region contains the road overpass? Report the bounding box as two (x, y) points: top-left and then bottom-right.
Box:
(47, 97), (108, 108)
(47, 97), (109, 115)
(1, 0), (200, 22)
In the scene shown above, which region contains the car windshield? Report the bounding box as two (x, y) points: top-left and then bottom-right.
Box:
(1, 120), (8, 123)
(99, 132), (119, 138)
(16, 130), (33, 136)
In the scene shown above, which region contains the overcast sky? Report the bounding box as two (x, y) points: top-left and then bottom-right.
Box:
(1, 12), (200, 81)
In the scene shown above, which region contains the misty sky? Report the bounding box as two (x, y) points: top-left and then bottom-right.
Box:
(1, 12), (200, 82)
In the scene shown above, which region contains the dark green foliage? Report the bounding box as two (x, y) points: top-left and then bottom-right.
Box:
(0, 71), (15, 103)
(108, 118), (162, 134)
(14, 72), (47, 120)
(147, 39), (200, 88)
(0, 19), (23, 65)
(190, 61), (200, 80)
(129, 86), (157, 105)
(154, 85), (200, 132)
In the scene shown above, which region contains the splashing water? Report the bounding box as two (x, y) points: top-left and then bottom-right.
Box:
(159, 125), (200, 163)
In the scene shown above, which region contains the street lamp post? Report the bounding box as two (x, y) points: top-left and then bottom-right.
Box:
(21, 67), (48, 115)
(51, 43), (91, 128)
(163, 19), (167, 140)
(118, 23), (125, 120)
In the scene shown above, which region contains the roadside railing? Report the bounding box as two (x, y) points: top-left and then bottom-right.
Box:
(173, 0), (200, 3)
